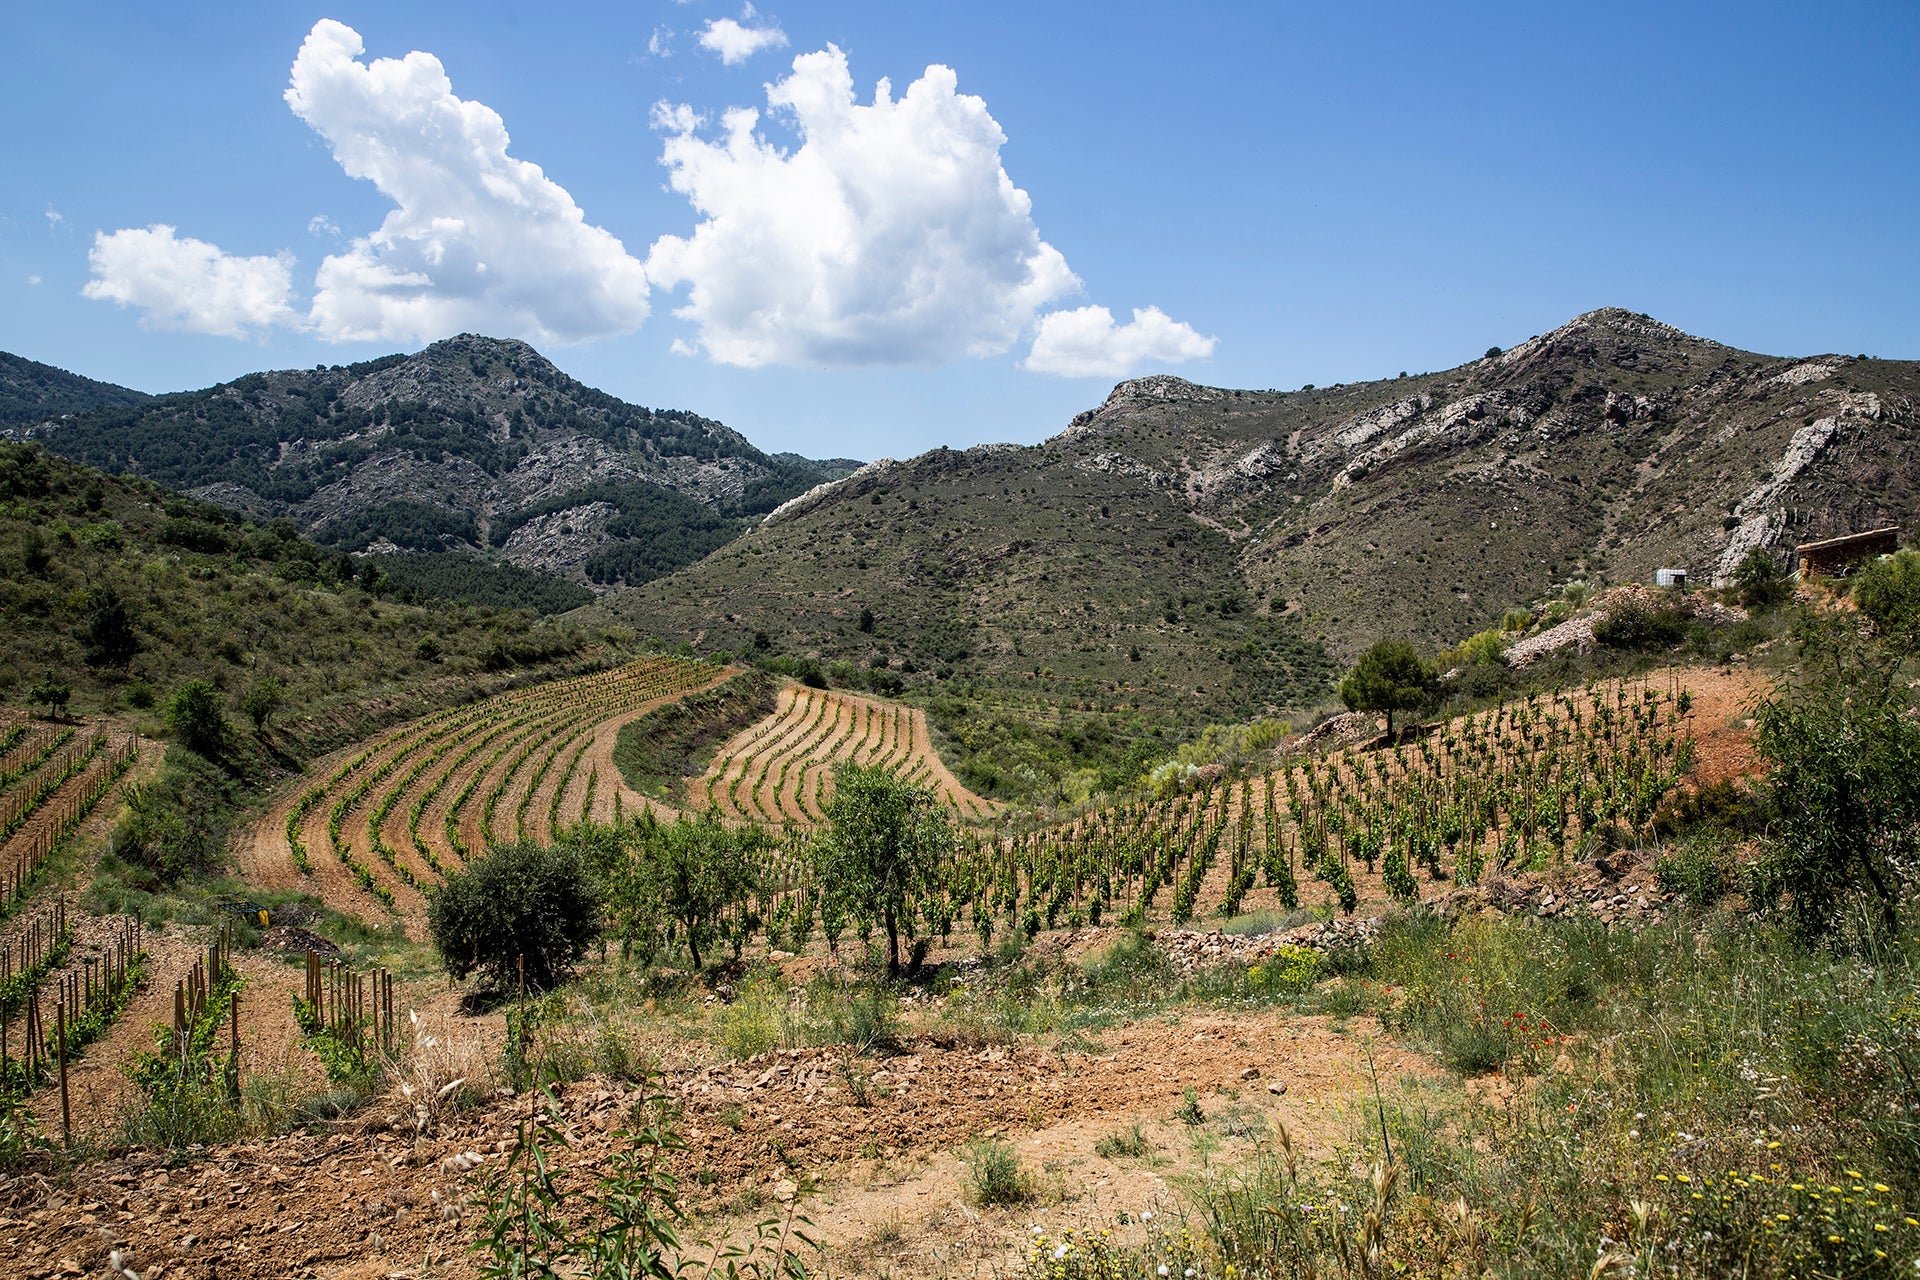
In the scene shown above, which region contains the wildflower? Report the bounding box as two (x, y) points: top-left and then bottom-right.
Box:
(1157, 1268), (1169, 1278)
(1141, 1210), (1154, 1221)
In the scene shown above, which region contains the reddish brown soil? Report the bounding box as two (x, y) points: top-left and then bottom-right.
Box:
(0, 998), (1429, 1280)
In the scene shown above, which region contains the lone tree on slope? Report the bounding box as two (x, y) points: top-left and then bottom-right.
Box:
(1339, 638), (1437, 739)
(815, 762), (956, 975)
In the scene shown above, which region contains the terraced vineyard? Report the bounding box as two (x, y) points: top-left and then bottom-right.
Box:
(930, 676), (1701, 937)
(0, 714), (140, 914)
(251, 656), (730, 930)
(688, 684), (1000, 826)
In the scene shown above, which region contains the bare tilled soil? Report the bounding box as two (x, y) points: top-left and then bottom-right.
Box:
(0, 1000), (1426, 1280)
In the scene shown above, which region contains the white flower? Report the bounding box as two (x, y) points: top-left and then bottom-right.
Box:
(1142, 1210), (1154, 1221)
(1158, 1267), (1170, 1277)
(1053, 1244), (1069, 1260)
(1628, 1129), (1640, 1139)
(1030, 1225), (1043, 1235)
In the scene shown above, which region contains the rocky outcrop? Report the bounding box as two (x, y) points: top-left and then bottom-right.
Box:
(1714, 392), (1882, 584)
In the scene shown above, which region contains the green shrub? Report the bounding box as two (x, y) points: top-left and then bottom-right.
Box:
(427, 841), (601, 990)
(1094, 1123), (1155, 1160)
(165, 678), (230, 757)
(962, 1138), (1036, 1206)
(1593, 603), (1688, 651)
(1653, 834), (1735, 910)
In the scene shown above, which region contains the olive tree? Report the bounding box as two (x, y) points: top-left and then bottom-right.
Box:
(814, 763), (956, 974)
(592, 811), (766, 969)
(427, 841), (601, 990)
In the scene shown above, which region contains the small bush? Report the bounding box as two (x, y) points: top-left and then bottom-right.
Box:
(962, 1138), (1036, 1206)
(721, 991), (783, 1061)
(1095, 1123), (1155, 1160)
(1593, 603), (1688, 651)
(165, 678), (230, 757)
(1244, 944), (1325, 997)
(426, 841), (601, 991)
(1653, 836), (1735, 911)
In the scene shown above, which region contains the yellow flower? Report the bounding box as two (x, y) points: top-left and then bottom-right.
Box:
(1828, 1235), (1844, 1244)
(1873, 1183), (1890, 1193)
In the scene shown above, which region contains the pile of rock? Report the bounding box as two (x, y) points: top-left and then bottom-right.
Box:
(1294, 711), (1375, 750)
(1154, 915), (1381, 974)
(1431, 851), (1679, 925)
(1503, 613), (1596, 667)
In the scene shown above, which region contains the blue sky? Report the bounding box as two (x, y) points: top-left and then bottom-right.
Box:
(5, 2), (1917, 460)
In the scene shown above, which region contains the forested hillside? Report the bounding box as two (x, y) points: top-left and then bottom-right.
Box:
(0, 350), (150, 427)
(0, 441), (611, 751)
(13, 334), (853, 594)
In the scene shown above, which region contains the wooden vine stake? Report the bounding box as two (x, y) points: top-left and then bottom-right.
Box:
(56, 999), (69, 1147)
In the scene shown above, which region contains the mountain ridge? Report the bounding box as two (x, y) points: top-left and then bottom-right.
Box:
(6, 335), (857, 594)
(587, 306), (1917, 743)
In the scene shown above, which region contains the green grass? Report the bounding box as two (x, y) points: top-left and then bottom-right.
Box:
(961, 1138), (1036, 1207)
(1024, 908), (1920, 1279)
(1094, 1122), (1156, 1160)
(610, 667), (775, 800)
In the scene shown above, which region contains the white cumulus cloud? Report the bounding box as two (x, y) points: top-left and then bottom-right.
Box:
(287, 19), (649, 345)
(645, 45), (1078, 367)
(697, 6), (787, 65)
(81, 225), (299, 338)
(83, 20), (648, 348)
(1025, 305), (1216, 378)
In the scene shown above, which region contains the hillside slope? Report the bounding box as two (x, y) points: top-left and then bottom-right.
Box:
(10, 335), (850, 592)
(0, 351), (151, 428)
(0, 441), (608, 755)
(592, 308), (1917, 715)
